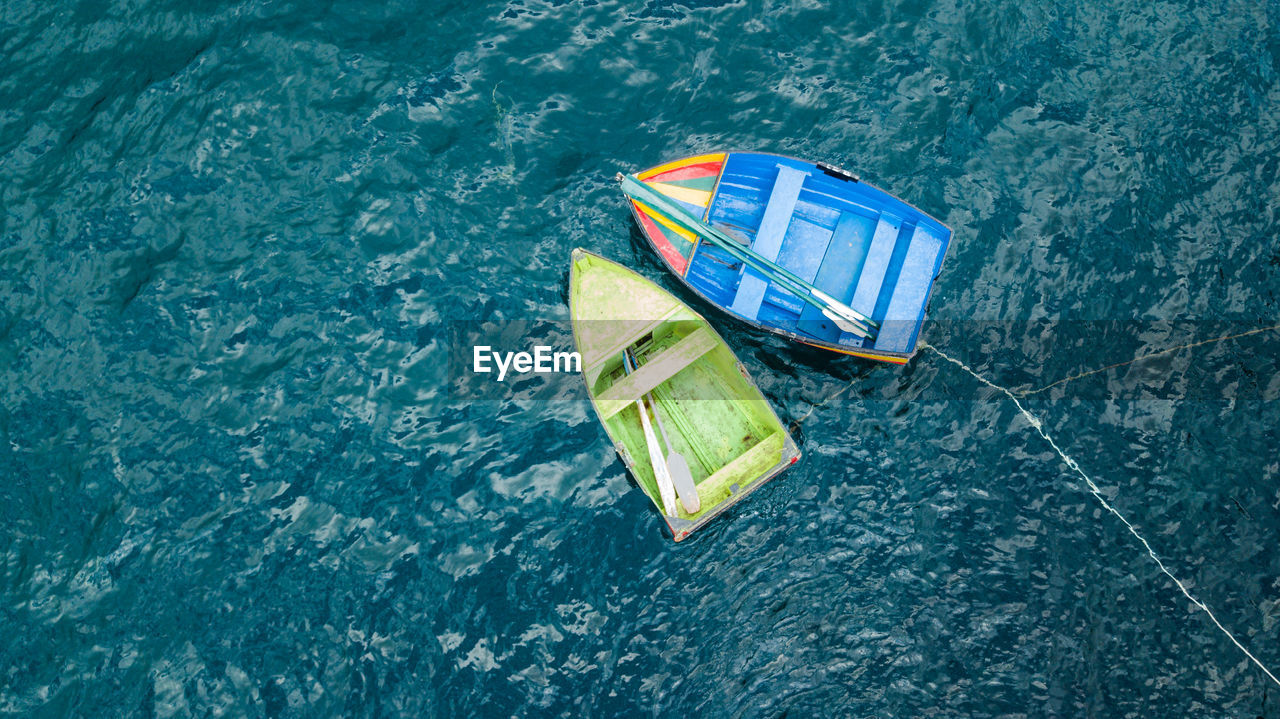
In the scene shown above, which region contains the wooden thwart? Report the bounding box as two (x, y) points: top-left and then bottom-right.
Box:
(596, 327), (719, 419)
(698, 431), (784, 496)
(729, 165), (807, 320)
(849, 215), (901, 318)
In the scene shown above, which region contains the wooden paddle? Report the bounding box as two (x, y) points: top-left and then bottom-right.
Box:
(621, 349), (677, 515)
(619, 173), (878, 340)
(626, 347), (701, 514)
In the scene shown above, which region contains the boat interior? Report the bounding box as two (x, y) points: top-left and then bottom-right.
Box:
(670, 153), (950, 355)
(586, 319), (786, 518)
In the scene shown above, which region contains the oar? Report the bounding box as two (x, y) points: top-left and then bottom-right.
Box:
(627, 347), (701, 514)
(621, 349), (677, 516)
(621, 172), (875, 337)
(618, 173), (877, 339)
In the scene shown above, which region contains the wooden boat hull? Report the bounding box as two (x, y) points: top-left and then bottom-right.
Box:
(626, 152), (952, 363)
(569, 249), (801, 541)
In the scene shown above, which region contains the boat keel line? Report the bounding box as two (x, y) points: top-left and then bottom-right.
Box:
(921, 341), (1280, 690)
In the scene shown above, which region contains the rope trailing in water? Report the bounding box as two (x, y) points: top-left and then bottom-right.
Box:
(922, 341), (1280, 689)
(1017, 323), (1280, 397)
(789, 377), (859, 432)
(791, 323), (1280, 424)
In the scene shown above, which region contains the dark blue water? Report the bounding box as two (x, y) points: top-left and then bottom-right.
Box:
(3, 0), (1279, 716)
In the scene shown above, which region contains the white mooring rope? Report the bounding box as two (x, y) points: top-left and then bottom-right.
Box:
(922, 341), (1280, 689)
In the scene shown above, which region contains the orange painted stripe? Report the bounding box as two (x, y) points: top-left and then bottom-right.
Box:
(638, 152), (726, 181)
(801, 340), (909, 363)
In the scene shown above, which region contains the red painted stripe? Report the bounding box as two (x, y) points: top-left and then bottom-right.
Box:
(635, 203), (690, 275)
(646, 161), (723, 183)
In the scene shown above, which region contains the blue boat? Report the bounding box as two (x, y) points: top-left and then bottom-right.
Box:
(622, 151), (952, 364)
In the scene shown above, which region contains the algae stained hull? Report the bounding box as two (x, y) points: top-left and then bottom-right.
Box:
(569, 249), (800, 541)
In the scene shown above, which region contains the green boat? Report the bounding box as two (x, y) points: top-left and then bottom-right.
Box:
(569, 248), (801, 541)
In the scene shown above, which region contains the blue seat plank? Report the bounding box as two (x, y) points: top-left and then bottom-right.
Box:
(870, 226), (945, 353)
(760, 212), (836, 315)
(775, 208), (836, 282)
(849, 216), (902, 317)
(749, 166), (806, 260)
(793, 211), (877, 341)
(728, 275), (769, 322)
(728, 165), (807, 320)
(820, 211), (877, 300)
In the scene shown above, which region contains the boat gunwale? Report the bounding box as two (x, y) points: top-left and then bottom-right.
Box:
(708, 150), (954, 236)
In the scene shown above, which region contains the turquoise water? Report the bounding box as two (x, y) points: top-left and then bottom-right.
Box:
(2, 0), (1279, 716)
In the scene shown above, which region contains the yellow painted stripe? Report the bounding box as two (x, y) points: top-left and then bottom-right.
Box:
(803, 341), (910, 363)
(637, 152), (726, 180)
(647, 181), (712, 208)
(634, 200), (698, 243)
(842, 351), (909, 364)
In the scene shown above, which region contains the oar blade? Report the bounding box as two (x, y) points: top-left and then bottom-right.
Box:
(640, 404), (680, 514)
(666, 451), (701, 514)
(641, 408), (677, 515)
(623, 347), (678, 516)
(822, 307), (872, 339)
(812, 288), (878, 331)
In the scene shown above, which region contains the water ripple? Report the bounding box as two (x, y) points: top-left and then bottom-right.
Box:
(2, 0), (1279, 716)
